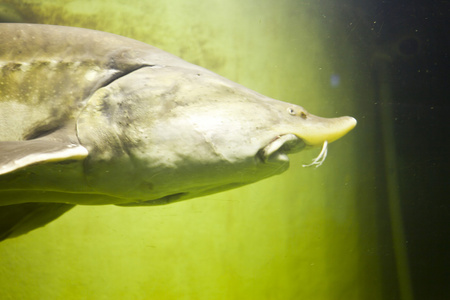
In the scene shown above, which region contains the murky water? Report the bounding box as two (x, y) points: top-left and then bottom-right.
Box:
(0, 1), (447, 299)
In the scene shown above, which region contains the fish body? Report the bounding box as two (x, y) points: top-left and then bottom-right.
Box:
(0, 24), (356, 239)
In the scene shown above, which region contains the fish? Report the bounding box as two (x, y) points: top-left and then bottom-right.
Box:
(0, 23), (356, 240)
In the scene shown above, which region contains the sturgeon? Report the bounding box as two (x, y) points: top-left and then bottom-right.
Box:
(0, 24), (356, 240)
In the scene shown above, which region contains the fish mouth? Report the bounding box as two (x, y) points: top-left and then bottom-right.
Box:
(257, 134), (306, 163)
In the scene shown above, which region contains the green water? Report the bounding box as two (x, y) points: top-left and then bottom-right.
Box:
(0, 0), (431, 299)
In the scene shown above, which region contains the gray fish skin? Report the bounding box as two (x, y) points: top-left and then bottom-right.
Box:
(0, 23), (200, 142)
(0, 24), (356, 240)
(0, 23), (215, 201)
(0, 24), (202, 239)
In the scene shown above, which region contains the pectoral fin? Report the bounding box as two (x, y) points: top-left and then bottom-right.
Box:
(0, 127), (88, 175)
(0, 203), (75, 241)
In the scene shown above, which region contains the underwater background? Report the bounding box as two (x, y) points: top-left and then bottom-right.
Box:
(0, 0), (448, 299)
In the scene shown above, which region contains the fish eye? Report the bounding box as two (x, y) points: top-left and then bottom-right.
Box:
(287, 107), (296, 115)
(287, 107), (307, 119)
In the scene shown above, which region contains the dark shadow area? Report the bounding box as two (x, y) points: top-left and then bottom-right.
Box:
(347, 0), (449, 299)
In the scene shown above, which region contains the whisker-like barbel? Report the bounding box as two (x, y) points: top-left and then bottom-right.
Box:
(302, 141), (328, 168)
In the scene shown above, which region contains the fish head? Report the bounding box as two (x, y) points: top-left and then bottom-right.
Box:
(77, 65), (356, 205)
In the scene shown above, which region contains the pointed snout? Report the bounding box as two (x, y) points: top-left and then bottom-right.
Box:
(296, 115), (357, 147)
